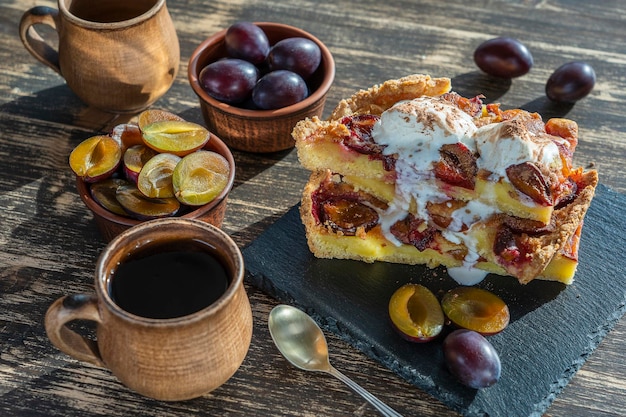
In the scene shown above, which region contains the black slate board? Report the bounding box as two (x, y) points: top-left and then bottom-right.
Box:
(243, 184), (626, 417)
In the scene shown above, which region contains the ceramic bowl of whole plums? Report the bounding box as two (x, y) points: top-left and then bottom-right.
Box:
(71, 109), (236, 242)
(188, 22), (335, 153)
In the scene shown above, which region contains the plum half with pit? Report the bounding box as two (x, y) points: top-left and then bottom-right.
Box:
(69, 135), (122, 183)
(137, 152), (181, 199)
(388, 284), (445, 342)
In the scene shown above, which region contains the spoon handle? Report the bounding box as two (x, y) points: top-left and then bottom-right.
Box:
(328, 365), (404, 417)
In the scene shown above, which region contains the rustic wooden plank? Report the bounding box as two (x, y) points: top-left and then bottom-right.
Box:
(1, 0), (625, 416)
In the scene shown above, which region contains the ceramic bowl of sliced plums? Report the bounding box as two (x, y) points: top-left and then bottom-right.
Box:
(188, 22), (335, 153)
(70, 109), (235, 242)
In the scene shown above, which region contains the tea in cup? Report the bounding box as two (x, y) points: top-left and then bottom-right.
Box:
(19, 0), (179, 113)
(44, 218), (253, 401)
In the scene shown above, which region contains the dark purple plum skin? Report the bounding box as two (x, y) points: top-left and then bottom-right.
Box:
(267, 37), (321, 79)
(546, 61), (596, 103)
(252, 70), (308, 110)
(474, 37), (533, 78)
(199, 59), (259, 104)
(224, 21), (270, 64)
(443, 329), (502, 389)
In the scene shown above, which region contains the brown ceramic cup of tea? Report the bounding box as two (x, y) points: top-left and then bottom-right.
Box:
(44, 218), (253, 401)
(19, 0), (179, 113)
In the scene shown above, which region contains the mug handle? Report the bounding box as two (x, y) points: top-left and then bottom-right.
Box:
(44, 294), (105, 367)
(19, 6), (62, 75)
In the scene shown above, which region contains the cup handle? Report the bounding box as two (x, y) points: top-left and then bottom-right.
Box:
(19, 6), (62, 75)
(44, 294), (105, 367)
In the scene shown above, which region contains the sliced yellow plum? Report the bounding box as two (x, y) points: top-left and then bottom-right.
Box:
(389, 284), (444, 343)
(110, 123), (144, 151)
(141, 120), (210, 156)
(89, 178), (131, 217)
(116, 184), (180, 220)
(172, 150), (230, 206)
(137, 109), (185, 130)
(69, 135), (122, 183)
(441, 287), (510, 335)
(123, 144), (158, 184)
(137, 153), (181, 198)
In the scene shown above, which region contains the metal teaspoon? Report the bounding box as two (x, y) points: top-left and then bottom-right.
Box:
(268, 304), (403, 417)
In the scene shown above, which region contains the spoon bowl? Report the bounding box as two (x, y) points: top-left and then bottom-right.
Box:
(268, 304), (331, 372)
(268, 304), (403, 417)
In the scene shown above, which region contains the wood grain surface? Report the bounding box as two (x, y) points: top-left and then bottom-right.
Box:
(1, 0), (625, 416)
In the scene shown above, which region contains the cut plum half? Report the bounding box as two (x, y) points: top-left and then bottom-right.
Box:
(116, 184), (180, 220)
(389, 284), (445, 342)
(141, 120), (210, 156)
(69, 135), (122, 183)
(137, 109), (185, 130)
(441, 287), (510, 335)
(110, 123), (144, 151)
(89, 178), (131, 217)
(172, 150), (230, 206)
(137, 153), (181, 198)
(123, 144), (158, 184)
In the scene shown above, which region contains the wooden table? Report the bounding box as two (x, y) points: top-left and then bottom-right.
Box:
(1, 0), (624, 416)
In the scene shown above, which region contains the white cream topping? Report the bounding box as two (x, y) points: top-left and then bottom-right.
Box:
(367, 96), (562, 285)
(443, 202), (494, 286)
(447, 265), (489, 286)
(475, 120), (561, 179)
(372, 97), (478, 169)
(448, 200), (497, 232)
(371, 97), (478, 244)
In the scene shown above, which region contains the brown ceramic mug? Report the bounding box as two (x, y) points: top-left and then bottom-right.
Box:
(19, 0), (179, 113)
(44, 218), (253, 401)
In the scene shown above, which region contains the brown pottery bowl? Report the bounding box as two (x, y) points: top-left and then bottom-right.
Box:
(76, 133), (235, 242)
(188, 22), (335, 153)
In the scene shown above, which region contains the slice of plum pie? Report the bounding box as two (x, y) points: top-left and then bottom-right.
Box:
(292, 74), (598, 285)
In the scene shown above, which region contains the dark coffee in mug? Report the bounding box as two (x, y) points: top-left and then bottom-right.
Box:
(108, 240), (230, 319)
(69, 0), (158, 23)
